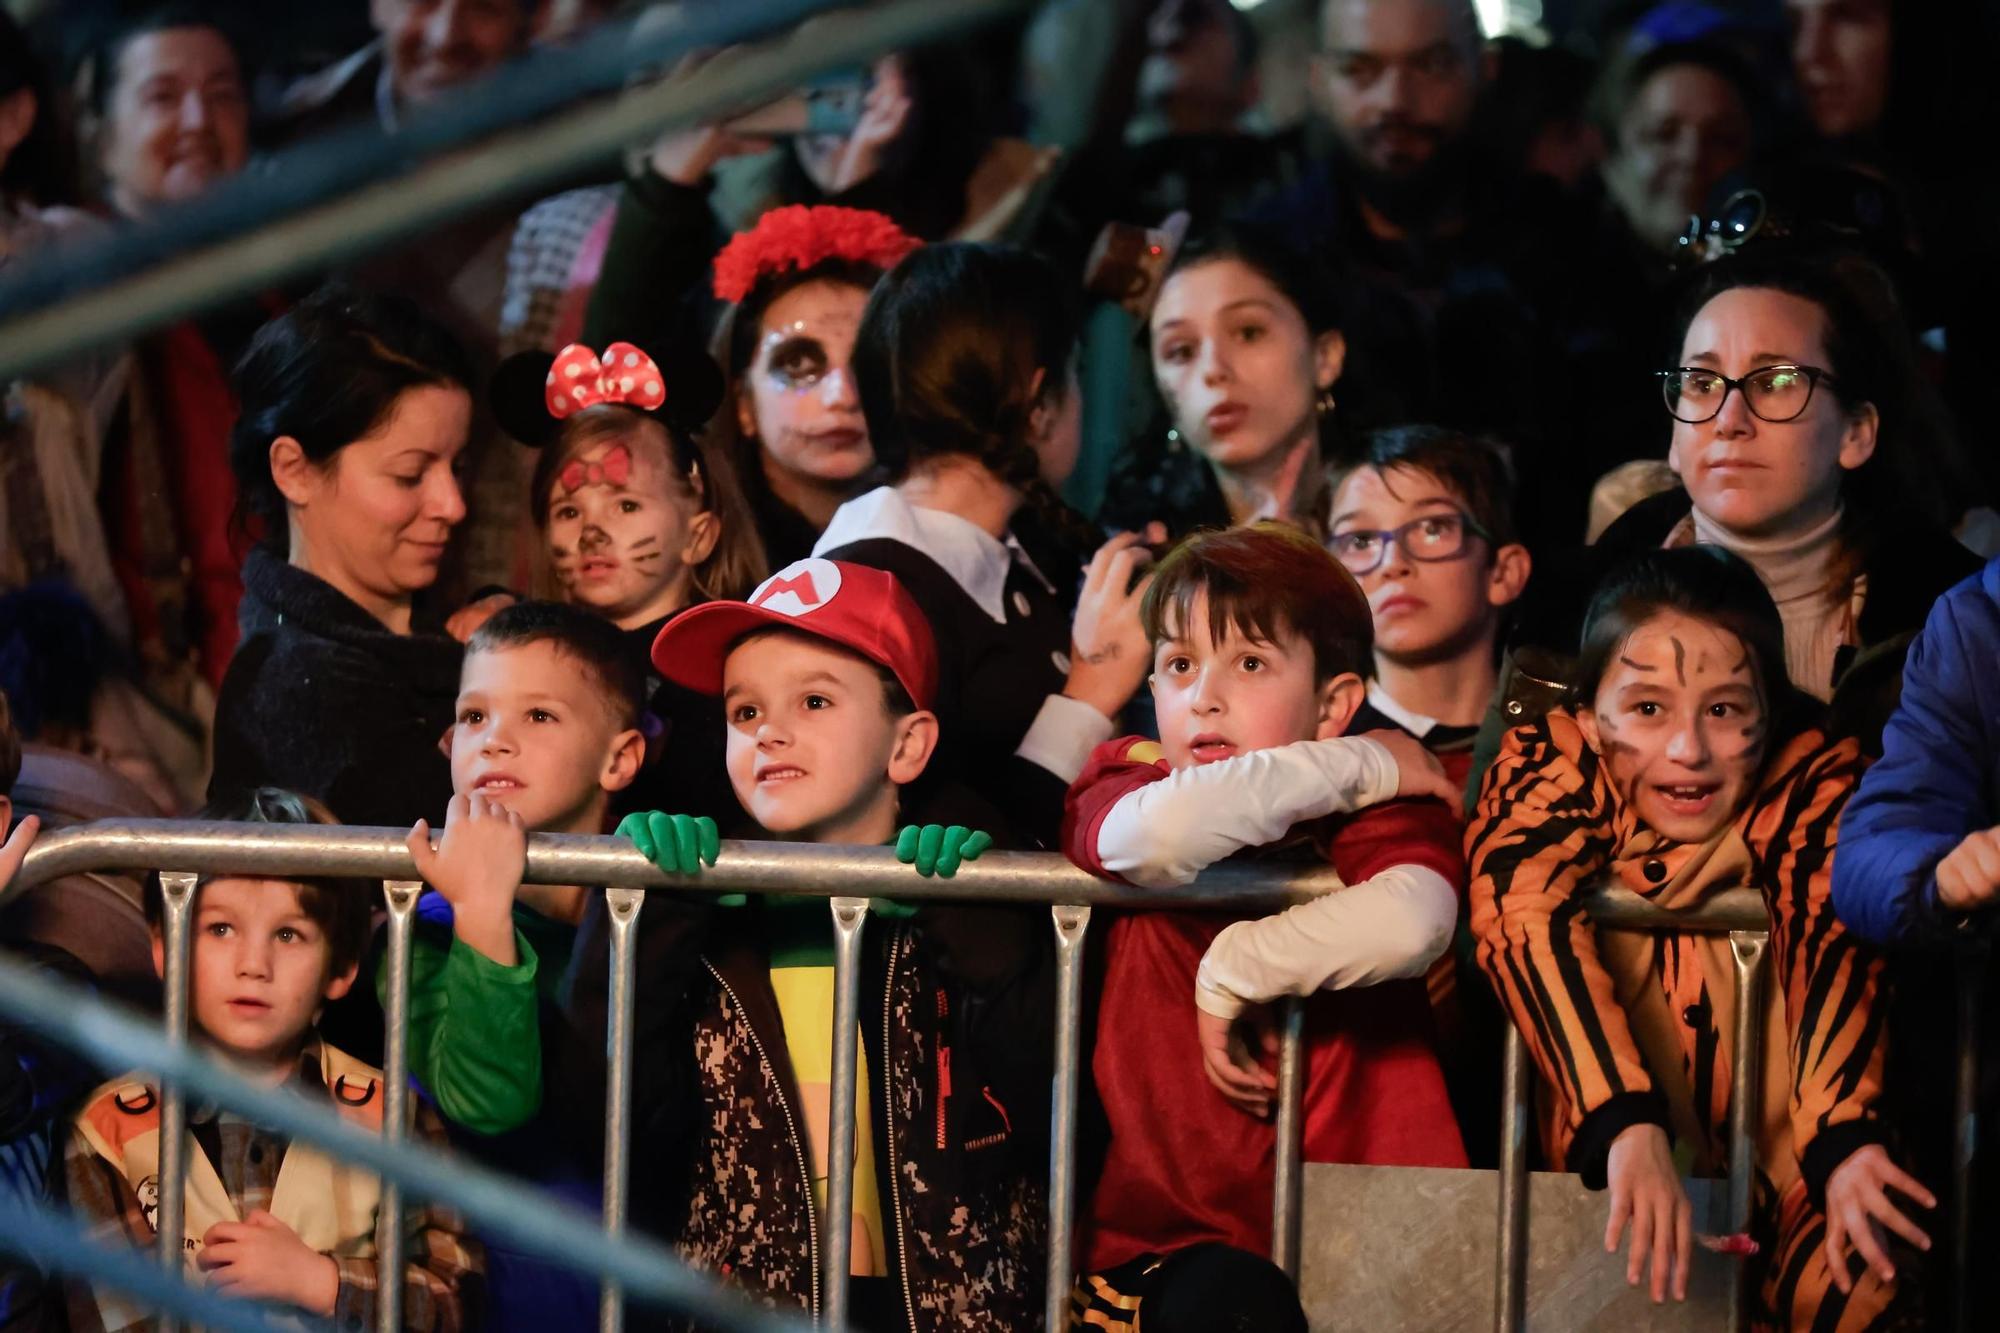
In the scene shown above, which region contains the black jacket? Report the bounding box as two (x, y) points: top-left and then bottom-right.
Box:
(559, 889), (1054, 1331)
(209, 547), (461, 828)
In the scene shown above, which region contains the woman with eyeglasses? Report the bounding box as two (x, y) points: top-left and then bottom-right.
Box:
(1502, 253), (1979, 760)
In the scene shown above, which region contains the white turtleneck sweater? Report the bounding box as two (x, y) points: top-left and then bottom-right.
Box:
(1688, 506), (1854, 701)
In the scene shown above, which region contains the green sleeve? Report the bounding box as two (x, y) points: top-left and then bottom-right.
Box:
(377, 924), (544, 1136)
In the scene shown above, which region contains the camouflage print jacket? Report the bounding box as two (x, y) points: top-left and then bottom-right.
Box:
(560, 894), (1055, 1332)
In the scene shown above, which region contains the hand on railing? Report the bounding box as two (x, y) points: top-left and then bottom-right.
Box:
(1605, 1122), (1691, 1303)
(194, 1209), (339, 1315)
(1195, 1005), (1277, 1119)
(1823, 1144), (1934, 1293)
(408, 794), (528, 967)
(1353, 730), (1461, 807)
(895, 825), (992, 879)
(0, 813), (37, 891)
(617, 811), (739, 905)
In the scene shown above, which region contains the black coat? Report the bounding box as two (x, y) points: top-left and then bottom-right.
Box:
(208, 547), (462, 829)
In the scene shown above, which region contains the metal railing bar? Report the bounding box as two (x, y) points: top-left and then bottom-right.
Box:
(600, 886), (646, 1333)
(1493, 1024), (1531, 1333)
(1044, 904), (1091, 1331)
(0, 1193), (316, 1333)
(1725, 930), (1770, 1332)
(0, 0), (1033, 381)
(154, 871), (195, 1333)
(1271, 996), (1307, 1281)
(9, 822), (1772, 928)
(822, 897), (869, 1325)
(376, 880), (423, 1333)
(0, 959), (810, 1332)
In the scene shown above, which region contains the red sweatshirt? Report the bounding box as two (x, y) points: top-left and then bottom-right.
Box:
(1064, 735), (1468, 1269)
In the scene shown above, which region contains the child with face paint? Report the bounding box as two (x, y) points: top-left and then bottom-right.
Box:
(1468, 547), (1926, 1328)
(714, 206), (921, 566)
(489, 338), (767, 825)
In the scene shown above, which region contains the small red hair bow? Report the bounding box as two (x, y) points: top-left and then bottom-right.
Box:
(544, 342), (666, 418)
(557, 443), (633, 495)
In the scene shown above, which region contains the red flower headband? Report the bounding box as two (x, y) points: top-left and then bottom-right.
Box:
(544, 342), (666, 418)
(712, 205), (920, 305)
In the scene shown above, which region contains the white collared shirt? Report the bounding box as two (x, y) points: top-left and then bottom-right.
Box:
(814, 486), (1107, 781)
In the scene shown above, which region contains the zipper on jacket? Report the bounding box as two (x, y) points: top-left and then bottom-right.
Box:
(935, 989), (951, 1151)
(883, 931), (919, 1333)
(704, 958), (821, 1322)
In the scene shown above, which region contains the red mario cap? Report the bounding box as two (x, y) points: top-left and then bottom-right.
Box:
(650, 558), (939, 710)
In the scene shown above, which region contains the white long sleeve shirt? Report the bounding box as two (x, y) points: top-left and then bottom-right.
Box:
(1090, 736), (1458, 1020)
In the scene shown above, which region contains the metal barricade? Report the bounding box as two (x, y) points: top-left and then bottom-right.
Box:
(3, 821), (1983, 1331)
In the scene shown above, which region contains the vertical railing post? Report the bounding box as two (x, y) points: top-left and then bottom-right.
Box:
(822, 897), (869, 1328)
(1493, 1023), (1530, 1333)
(1725, 929), (1770, 1333)
(599, 886), (645, 1333)
(1949, 942), (1986, 1333)
(1044, 904), (1091, 1332)
(1270, 995), (1307, 1281)
(375, 881), (422, 1333)
(154, 871), (196, 1333)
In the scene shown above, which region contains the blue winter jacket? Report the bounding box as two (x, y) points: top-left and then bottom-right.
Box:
(1832, 557), (2000, 945)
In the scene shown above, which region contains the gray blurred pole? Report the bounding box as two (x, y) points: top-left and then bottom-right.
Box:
(1271, 996), (1308, 1281)
(1493, 1024), (1531, 1333)
(1725, 930), (1770, 1333)
(375, 881), (423, 1333)
(154, 871), (196, 1333)
(822, 898), (869, 1326)
(600, 887), (646, 1333)
(1044, 905), (1091, 1331)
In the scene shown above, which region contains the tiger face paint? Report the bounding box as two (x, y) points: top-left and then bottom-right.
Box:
(544, 421), (717, 631)
(1576, 608), (1767, 845)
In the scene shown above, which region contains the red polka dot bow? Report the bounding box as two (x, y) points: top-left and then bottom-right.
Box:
(544, 342), (666, 418)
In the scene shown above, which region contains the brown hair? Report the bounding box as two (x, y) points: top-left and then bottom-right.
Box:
(531, 405), (768, 604)
(1142, 523), (1373, 683)
(467, 599), (646, 729)
(147, 788), (374, 978)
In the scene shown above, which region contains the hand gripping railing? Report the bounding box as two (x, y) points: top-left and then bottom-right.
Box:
(5, 821), (1982, 1331)
(8, 820), (1345, 1331)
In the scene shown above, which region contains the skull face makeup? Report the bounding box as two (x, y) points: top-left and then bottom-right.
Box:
(544, 416), (719, 630)
(1577, 608), (1769, 845)
(736, 279), (873, 491)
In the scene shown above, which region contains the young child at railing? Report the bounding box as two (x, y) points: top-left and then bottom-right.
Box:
(1466, 547), (1926, 1326)
(1327, 426), (1533, 1168)
(62, 789), (480, 1333)
(1060, 522), (1468, 1329)
(562, 557), (1053, 1331)
(399, 599), (646, 1330)
(463, 337), (768, 828)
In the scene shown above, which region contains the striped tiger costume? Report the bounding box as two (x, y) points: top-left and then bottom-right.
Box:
(1468, 713), (1917, 1330)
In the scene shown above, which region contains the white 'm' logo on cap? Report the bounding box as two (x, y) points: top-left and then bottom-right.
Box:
(750, 559), (843, 618)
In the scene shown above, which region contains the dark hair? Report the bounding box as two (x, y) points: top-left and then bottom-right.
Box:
(730, 624), (917, 719)
(726, 257), (888, 382)
(1143, 522), (1372, 684)
(150, 788), (374, 979)
(1331, 425), (1520, 547)
(81, 4), (244, 118)
(0, 11), (70, 203)
(1671, 251), (1969, 539)
(853, 241), (1093, 551)
(229, 285), (476, 544)
(1162, 222), (1345, 337)
(1572, 547), (1791, 723)
(466, 599), (646, 728)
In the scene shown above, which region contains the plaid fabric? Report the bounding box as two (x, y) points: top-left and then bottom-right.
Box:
(498, 185), (620, 358)
(62, 1044), (481, 1332)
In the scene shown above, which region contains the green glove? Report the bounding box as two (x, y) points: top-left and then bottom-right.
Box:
(895, 824), (993, 879)
(617, 811), (731, 901)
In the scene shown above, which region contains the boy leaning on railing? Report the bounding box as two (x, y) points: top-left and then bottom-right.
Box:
(61, 789), (480, 1333)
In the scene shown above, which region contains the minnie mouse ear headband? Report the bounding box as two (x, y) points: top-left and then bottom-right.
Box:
(490, 336), (727, 449)
(711, 205), (921, 305)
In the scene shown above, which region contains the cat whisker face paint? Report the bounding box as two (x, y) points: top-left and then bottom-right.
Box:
(1578, 609), (1768, 845)
(544, 420), (714, 631)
